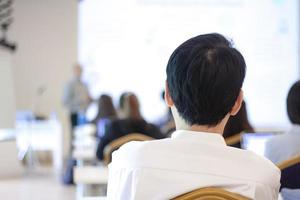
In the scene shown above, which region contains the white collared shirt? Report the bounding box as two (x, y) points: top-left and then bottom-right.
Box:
(107, 130), (280, 200)
(265, 125), (300, 164)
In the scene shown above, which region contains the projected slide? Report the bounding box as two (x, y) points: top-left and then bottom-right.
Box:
(79, 0), (299, 127)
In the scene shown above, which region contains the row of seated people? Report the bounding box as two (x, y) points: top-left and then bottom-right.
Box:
(88, 93), (300, 197)
(92, 92), (252, 161)
(92, 83), (300, 167)
(92, 92), (166, 161)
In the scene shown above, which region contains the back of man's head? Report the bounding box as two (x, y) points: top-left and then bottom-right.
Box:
(166, 33), (246, 126)
(287, 80), (300, 124)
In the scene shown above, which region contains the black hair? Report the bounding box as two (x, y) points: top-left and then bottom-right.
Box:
(166, 33), (246, 126)
(161, 90), (165, 100)
(287, 80), (300, 124)
(119, 92), (130, 109)
(97, 94), (117, 119)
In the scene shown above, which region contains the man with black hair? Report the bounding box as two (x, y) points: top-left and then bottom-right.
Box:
(107, 33), (280, 199)
(265, 80), (300, 164)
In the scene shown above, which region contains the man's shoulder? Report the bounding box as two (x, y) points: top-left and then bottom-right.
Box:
(110, 138), (171, 165)
(115, 138), (171, 155)
(66, 78), (87, 87)
(65, 79), (77, 88)
(228, 147), (280, 186)
(114, 138), (279, 170)
(111, 138), (280, 188)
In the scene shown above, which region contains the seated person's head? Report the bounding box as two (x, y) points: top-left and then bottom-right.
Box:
(118, 92), (130, 118)
(123, 93), (143, 120)
(164, 33), (246, 131)
(223, 100), (254, 138)
(96, 94), (117, 120)
(119, 92), (130, 110)
(73, 64), (83, 79)
(287, 80), (300, 124)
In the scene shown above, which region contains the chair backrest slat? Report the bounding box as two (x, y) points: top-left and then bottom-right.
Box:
(172, 187), (250, 200)
(277, 155), (300, 170)
(225, 133), (242, 146)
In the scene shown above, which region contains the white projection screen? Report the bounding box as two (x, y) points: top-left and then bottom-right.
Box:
(79, 0), (299, 128)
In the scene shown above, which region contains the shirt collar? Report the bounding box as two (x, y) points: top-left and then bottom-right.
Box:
(171, 129), (227, 146)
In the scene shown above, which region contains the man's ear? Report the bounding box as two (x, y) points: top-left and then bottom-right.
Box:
(230, 90), (243, 116)
(165, 81), (174, 107)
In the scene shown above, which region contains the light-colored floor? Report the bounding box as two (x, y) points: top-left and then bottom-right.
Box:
(0, 167), (76, 200)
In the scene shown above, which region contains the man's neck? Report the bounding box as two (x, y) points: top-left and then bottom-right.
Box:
(171, 106), (228, 135)
(175, 116), (229, 135)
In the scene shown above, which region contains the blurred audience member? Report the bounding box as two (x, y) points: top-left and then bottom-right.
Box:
(265, 80), (300, 164)
(63, 64), (91, 152)
(117, 91), (130, 119)
(92, 94), (118, 138)
(223, 100), (254, 147)
(96, 93), (164, 160)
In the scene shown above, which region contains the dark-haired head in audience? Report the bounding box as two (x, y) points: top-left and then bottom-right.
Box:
(123, 93), (143, 120)
(96, 92), (164, 160)
(223, 100), (254, 147)
(93, 94), (117, 138)
(95, 94), (117, 120)
(118, 92), (130, 118)
(165, 33), (245, 131)
(287, 80), (300, 124)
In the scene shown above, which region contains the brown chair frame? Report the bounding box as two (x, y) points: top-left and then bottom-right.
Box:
(225, 133), (242, 146)
(171, 187), (250, 200)
(277, 155), (300, 170)
(103, 133), (153, 165)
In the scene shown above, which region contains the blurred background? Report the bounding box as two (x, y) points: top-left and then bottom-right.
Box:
(0, 0), (299, 199)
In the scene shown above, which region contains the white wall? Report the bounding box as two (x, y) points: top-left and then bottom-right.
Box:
(0, 50), (15, 129)
(11, 0), (78, 157)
